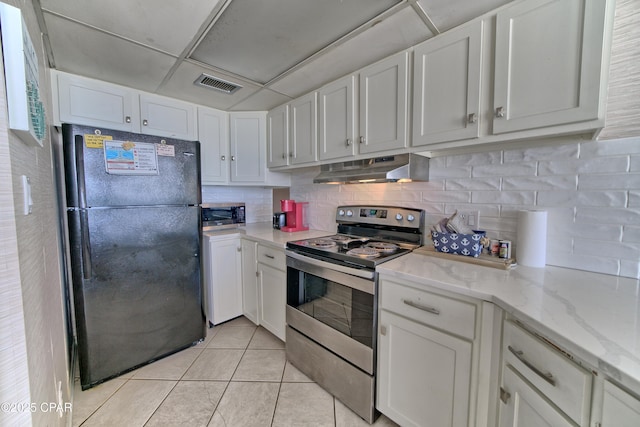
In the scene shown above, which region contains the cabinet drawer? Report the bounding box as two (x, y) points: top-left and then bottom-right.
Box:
(503, 320), (591, 426)
(257, 245), (286, 270)
(380, 280), (476, 340)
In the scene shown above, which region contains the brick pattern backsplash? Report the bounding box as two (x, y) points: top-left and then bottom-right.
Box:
(202, 186), (273, 224)
(290, 137), (640, 279)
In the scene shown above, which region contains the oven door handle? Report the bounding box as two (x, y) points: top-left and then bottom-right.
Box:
(286, 250), (375, 280)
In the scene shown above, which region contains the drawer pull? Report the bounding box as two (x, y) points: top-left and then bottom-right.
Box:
(264, 254), (275, 259)
(508, 345), (556, 387)
(403, 299), (440, 315)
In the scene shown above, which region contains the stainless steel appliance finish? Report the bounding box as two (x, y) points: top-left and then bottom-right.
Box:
(273, 212), (286, 229)
(313, 153), (429, 184)
(201, 202), (245, 231)
(285, 205), (424, 423)
(63, 123), (205, 390)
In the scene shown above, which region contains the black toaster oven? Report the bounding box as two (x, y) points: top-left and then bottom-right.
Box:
(201, 203), (245, 231)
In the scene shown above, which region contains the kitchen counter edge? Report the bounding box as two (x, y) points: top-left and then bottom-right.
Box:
(377, 253), (640, 395)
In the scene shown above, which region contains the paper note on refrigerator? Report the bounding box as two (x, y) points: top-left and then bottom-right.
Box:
(104, 140), (159, 175)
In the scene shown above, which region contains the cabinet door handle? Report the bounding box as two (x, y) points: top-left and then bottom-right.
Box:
(125, 116), (131, 123)
(346, 138), (353, 146)
(282, 153), (286, 159)
(264, 254), (275, 259)
(499, 387), (511, 404)
(495, 107), (505, 118)
(231, 156), (236, 161)
(289, 152), (293, 158)
(143, 119), (148, 126)
(508, 345), (556, 386)
(359, 136), (365, 144)
(237, 247), (242, 252)
(402, 299), (440, 315)
(468, 113), (478, 124)
(221, 155), (226, 161)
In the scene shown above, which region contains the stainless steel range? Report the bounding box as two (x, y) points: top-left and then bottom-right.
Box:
(285, 205), (425, 423)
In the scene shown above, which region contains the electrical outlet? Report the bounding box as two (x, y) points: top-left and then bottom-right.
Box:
(457, 211), (480, 228)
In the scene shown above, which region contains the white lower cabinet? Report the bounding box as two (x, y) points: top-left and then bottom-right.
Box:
(376, 277), (495, 427)
(499, 320), (592, 427)
(203, 235), (243, 326)
(601, 380), (640, 427)
(377, 309), (472, 427)
(241, 239), (258, 325)
(257, 244), (287, 341)
(500, 365), (575, 427)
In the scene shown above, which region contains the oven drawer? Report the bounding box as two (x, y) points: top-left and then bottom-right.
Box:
(380, 279), (477, 341)
(503, 320), (592, 425)
(258, 245), (286, 270)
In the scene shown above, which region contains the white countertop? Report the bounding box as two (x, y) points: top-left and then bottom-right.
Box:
(203, 223), (334, 249)
(377, 253), (640, 393)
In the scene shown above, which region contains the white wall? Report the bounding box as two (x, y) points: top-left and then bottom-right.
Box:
(0, 1), (71, 426)
(290, 136), (640, 279)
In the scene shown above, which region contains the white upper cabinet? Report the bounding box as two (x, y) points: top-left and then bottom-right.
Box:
(139, 93), (197, 140)
(56, 71), (197, 140)
(56, 72), (139, 132)
(317, 51), (410, 162)
(267, 104), (289, 168)
(289, 92), (318, 165)
(493, 0), (610, 134)
(413, 20), (483, 146)
(198, 106), (229, 185)
(229, 112), (266, 183)
(359, 51), (409, 154)
(318, 75), (358, 161)
(201, 109), (290, 186)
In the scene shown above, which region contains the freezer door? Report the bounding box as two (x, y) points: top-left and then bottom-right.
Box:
(69, 205), (204, 388)
(63, 123), (201, 208)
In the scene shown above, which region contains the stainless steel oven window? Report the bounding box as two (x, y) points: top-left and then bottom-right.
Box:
(286, 263), (374, 348)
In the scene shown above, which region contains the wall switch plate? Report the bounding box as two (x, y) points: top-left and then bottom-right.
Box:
(456, 210), (479, 229)
(22, 175), (32, 215)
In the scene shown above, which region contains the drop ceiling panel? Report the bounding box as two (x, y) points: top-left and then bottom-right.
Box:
(229, 89), (292, 112)
(190, 0), (402, 84)
(40, 0), (220, 55)
(269, 7), (433, 98)
(44, 12), (177, 92)
(416, 0), (512, 32)
(157, 61), (261, 110)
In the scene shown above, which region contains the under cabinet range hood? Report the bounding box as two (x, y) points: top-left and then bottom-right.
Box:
(313, 154), (429, 184)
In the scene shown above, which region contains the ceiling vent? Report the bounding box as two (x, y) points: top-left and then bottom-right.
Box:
(194, 73), (242, 94)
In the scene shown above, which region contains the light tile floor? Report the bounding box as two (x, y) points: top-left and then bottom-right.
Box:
(72, 316), (399, 427)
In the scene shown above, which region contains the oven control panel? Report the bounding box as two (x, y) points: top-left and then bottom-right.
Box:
(359, 208), (387, 219)
(336, 205), (424, 229)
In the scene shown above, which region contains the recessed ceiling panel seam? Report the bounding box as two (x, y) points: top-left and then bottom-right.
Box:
(157, 0), (234, 91)
(263, 1), (412, 89)
(190, 0), (407, 84)
(409, 0), (441, 34)
(41, 9), (180, 59)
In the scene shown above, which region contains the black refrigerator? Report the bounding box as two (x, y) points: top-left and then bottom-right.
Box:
(62, 123), (205, 390)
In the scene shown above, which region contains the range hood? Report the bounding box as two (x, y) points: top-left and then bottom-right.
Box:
(313, 154), (429, 184)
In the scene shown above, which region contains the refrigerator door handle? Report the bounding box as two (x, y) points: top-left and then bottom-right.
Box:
(80, 210), (92, 279)
(75, 135), (88, 209)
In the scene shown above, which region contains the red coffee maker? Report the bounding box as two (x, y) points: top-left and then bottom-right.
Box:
(280, 199), (308, 232)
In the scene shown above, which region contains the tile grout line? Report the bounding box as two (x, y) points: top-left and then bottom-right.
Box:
(204, 322), (258, 426)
